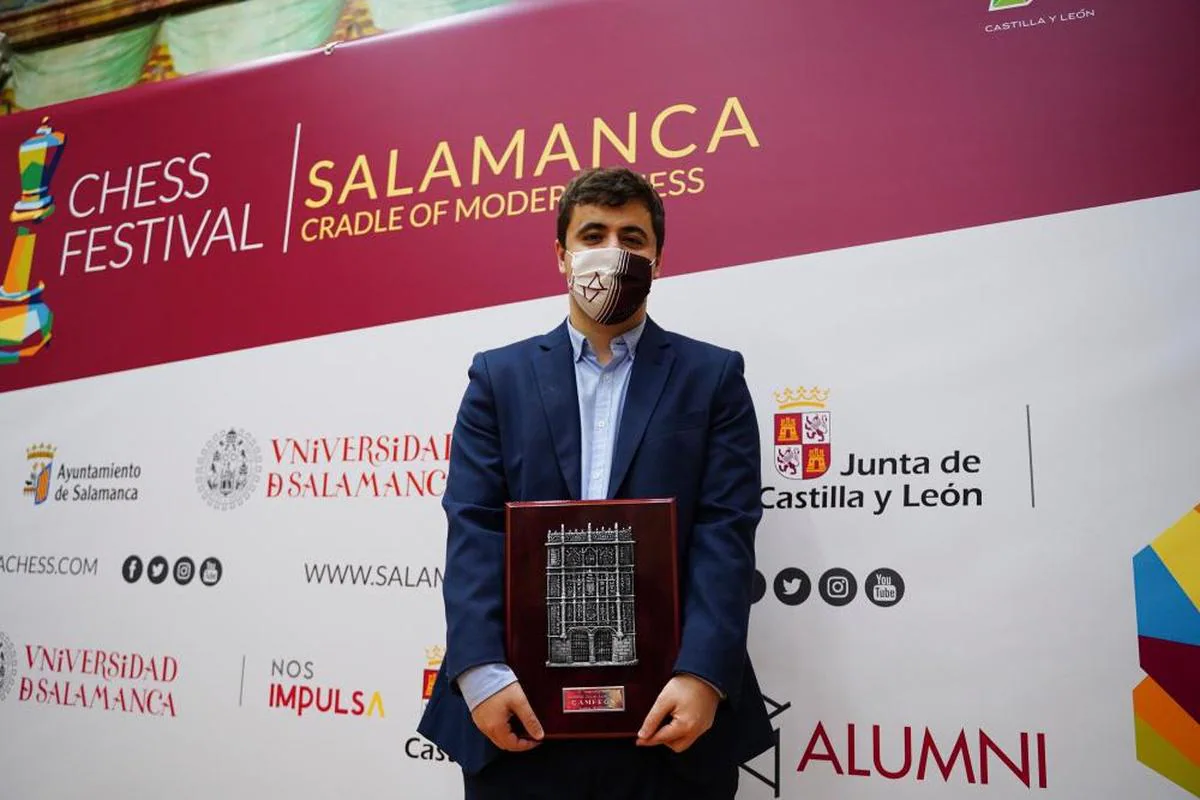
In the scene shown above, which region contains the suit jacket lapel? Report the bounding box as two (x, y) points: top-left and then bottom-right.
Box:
(532, 322), (581, 500)
(608, 318), (674, 498)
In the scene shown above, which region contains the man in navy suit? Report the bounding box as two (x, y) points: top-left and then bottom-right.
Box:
(418, 167), (772, 799)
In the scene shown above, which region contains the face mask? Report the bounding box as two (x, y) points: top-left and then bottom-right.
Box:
(565, 247), (655, 325)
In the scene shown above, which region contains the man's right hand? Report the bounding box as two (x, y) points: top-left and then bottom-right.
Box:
(470, 681), (545, 752)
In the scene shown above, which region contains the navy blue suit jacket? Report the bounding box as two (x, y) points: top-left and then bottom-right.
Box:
(418, 317), (773, 775)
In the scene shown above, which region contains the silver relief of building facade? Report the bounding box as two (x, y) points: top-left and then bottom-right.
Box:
(545, 523), (637, 667)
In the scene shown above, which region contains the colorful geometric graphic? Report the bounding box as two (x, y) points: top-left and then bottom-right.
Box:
(1133, 503), (1200, 797)
(0, 117), (65, 365)
(988, 0), (1033, 10)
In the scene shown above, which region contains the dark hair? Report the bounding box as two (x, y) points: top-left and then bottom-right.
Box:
(556, 167), (665, 255)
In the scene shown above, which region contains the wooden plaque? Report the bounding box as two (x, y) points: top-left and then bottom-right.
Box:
(505, 498), (679, 738)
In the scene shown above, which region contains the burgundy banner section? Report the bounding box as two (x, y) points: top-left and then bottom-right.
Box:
(1, 0), (1197, 390)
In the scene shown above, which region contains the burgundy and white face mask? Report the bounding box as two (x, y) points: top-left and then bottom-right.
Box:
(565, 247), (655, 325)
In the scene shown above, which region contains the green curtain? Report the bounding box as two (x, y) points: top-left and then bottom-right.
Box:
(368, 0), (510, 31)
(5, 0), (518, 111)
(11, 23), (157, 109)
(162, 0), (344, 75)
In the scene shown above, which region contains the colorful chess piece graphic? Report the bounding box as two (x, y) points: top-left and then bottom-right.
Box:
(1132, 504), (1200, 796)
(0, 117), (65, 365)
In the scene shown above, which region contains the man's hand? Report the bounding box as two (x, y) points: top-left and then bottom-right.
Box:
(636, 674), (720, 753)
(470, 682), (545, 752)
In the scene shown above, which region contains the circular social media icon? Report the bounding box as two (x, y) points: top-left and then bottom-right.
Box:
(199, 557), (223, 587)
(174, 557), (196, 586)
(751, 570), (767, 604)
(122, 556), (143, 584)
(865, 568), (905, 608)
(818, 568), (857, 607)
(147, 556), (169, 585)
(773, 568), (811, 606)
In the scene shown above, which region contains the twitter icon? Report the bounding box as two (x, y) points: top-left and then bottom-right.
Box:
(772, 568), (811, 606)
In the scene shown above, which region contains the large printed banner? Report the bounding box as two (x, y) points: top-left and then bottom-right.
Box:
(1, 0), (1199, 797)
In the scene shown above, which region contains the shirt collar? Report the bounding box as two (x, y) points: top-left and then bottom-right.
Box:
(567, 317), (647, 363)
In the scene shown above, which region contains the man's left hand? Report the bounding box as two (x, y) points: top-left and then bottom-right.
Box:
(635, 674), (719, 753)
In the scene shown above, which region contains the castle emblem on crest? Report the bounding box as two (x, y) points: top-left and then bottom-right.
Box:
(772, 386), (831, 480)
(23, 443), (55, 504)
(422, 645), (446, 704)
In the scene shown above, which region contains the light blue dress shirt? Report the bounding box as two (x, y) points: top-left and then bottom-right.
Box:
(456, 318), (644, 710)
